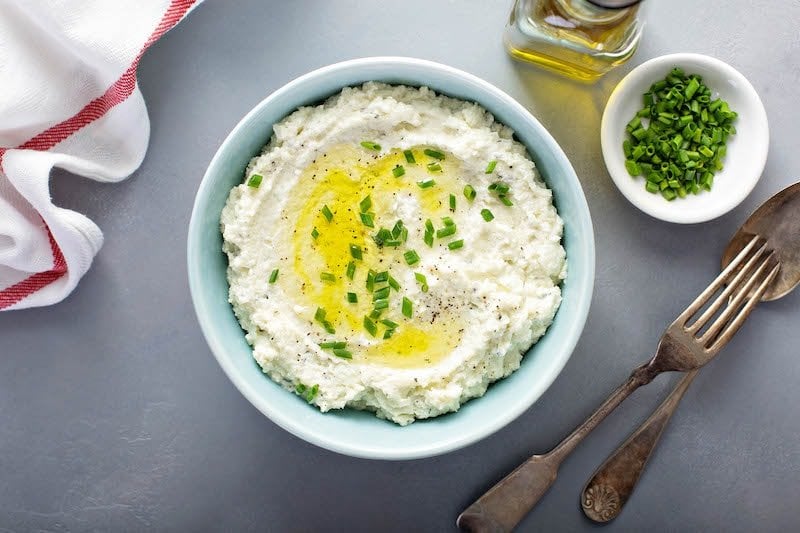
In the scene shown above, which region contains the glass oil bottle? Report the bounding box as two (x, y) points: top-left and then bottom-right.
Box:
(504, 0), (644, 81)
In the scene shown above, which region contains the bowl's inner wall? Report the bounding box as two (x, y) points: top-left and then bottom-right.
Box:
(189, 59), (594, 459)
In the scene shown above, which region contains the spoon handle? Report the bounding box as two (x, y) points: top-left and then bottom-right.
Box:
(581, 370), (698, 523)
(457, 363), (656, 533)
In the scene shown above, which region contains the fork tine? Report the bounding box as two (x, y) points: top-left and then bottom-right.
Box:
(707, 260), (780, 352)
(700, 252), (777, 347)
(677, 234), (763, 325)
(685, 239), (769, 334)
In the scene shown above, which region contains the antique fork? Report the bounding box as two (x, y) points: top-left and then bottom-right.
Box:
(457, 234), (780, 533)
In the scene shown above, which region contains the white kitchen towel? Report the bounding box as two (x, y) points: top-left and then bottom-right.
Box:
(0, 0), (201, 311)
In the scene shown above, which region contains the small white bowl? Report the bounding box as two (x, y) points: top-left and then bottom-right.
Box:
(601, 53), (769, 223)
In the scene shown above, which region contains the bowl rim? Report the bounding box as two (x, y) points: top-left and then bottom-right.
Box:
(188, 56), (595, 460)
(601, 52), (769, 224)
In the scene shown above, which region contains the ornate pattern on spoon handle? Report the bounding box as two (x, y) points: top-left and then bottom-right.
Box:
(581, 370), (698, 522)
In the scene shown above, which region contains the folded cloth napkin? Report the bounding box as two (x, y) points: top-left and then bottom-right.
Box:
(0, 0), (200, 311)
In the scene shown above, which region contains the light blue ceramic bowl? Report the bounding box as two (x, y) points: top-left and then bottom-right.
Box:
(188, 57), (595, 460)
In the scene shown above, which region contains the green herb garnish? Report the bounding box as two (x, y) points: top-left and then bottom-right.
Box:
(363, 316), (378, 337)
(321, 204), (333, 222)
(404, 149), (416, 164)
(448, 239), (464, 250)
(417, 179), (436, 189)
(449, 194), (456, 211)
(623, 67), (737, 199)
(268, 269), (279, 283)
(481, 209), (495, 221)
(320, 272), (336, 283)
(359, 195), (372, 213)
(436, 225), (456, 238)
(426, 162), (442, 173)
(311, 227), (319, 239)
(485, 160), (497, 174)
(414, 272), (429, 292)
(392, 165), (405, 178)
(346, 261), (356, 280)
(360, 212), (374, 228)
(424, 148), (445, 160)
(401, 297), (413, 318)
(360, 141), (381, 151)
(463, 184), (476, 201)
(333, 348), (352, 359)
(247, 174), (263, 188)
(346, 292), (358, 303)
(388, 274), (401, 291)
(404, 250), (420, 265)
(319, 341), (346, 349)
(349, 244), (363, 260)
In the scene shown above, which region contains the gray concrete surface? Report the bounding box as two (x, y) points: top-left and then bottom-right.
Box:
(1, 0), (798, 531)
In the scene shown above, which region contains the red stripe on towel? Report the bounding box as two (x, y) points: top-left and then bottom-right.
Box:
(0, 0), (197, 310)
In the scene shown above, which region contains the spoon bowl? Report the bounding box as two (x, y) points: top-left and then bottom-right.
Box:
(722, 181), (800, 300)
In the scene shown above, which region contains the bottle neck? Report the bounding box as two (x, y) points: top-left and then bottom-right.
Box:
(553, 0), (640, 24)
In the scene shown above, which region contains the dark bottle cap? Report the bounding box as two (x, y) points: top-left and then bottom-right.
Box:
(586, 0), (641, 8)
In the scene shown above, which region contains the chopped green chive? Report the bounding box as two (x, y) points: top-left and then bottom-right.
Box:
(383, 329), (396, 340)
(400, 226), (408, 243)
(388, 274), (401, 291)
(366, 269), (376, 292)
(321, 204), (333, 222)
(449, 194), (456, 211)
(404, 149), (416, 164)
(384, 240), (401, 247)
(349, 244), (363, 260)
(424, 148), (445, 160)
(359, 195), (372, 213)
(463, 184), (477, 201)
(369, 309), (383, 319)
(360, 141), (381, 151)
(488, 182), (510, 194)
(425, 219), (434, 233)
(380, 319), (399, 329)
(363, 316), (378, 337)
(481, 209), (495, 221)
(448, 239), (464, 250)
(373, 299), (389, 310)
(322, 321), (336, 334)
(391, 220), (404, 238)
(320, 341), (346, 350)
(374, 271), (389, 283)
(311, 227), (320, 240)
(485, 160), (497, 174)
(373, 227), (392, 247)
(414, 272), (429, 292)
(360, 212), (374, 228)
(402, 297), (413, 318)
(314, 307), (326, 322)
(320, 272), (336, 283)
(346, 261), (356, 280)
(247, 174), (263, 188)
(436, 225), (456, 238)
(417, 179), (436, 189)
(499, 195), (513, 206)
(268, 269), (279, 283)
(392, 165), (406, 178)
(333, 348), (352, 359)
(442, 216), (455, 227)
(373, 286), (390, 300)
(426, 162), (442, 173)
(423, 231), (434, 247)
(346, 292), (358, 303)
(404, 250), (420, 265)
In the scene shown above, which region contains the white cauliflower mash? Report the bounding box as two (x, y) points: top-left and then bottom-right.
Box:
(220, 82), (566, 425)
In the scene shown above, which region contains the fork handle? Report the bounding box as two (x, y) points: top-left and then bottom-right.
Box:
(581, 370), (698, 523)
(457, 363), (658, 533)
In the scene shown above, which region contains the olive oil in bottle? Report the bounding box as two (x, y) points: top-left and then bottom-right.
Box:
(504, 0), (644, 81)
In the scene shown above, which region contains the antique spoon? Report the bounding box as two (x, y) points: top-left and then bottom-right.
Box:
(456, 189), (790, 532)
(581, 181), (800, 523)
